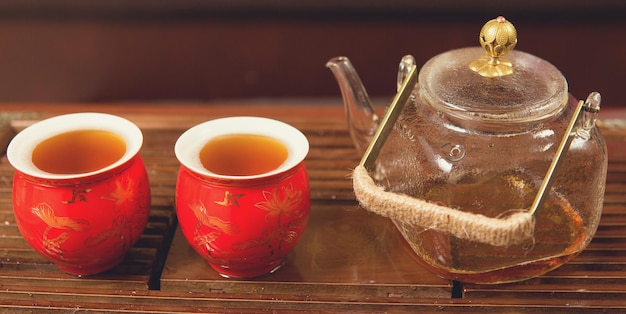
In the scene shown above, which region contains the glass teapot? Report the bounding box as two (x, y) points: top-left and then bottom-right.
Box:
(327, 16), (607, 284)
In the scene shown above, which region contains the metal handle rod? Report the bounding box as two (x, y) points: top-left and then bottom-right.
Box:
(528, 100), (585, 216)
(359, 65), (418, 170)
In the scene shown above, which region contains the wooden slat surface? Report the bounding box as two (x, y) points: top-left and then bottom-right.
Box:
(0, 103), (626, 312)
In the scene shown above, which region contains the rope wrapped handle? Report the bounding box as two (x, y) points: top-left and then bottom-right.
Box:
(352, 165), (535, 246)
(353, 96), (588, 247)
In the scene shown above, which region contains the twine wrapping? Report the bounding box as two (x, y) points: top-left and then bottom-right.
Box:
(352, 165), (535, 247)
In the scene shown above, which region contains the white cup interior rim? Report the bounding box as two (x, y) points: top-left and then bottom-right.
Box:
(6, 112), (143, 180)
(174, 116), (309, 179)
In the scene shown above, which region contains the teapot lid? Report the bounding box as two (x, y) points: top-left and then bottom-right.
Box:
(419, 16), (568, 124)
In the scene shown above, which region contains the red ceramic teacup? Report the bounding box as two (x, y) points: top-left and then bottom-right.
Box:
(175, 116), (310, 278)
(7, 113), (151, 276)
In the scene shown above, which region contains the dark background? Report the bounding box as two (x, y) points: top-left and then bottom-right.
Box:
(0, 0), (624, 107)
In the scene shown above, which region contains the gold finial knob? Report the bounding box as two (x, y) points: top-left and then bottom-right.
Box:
(469, 16), (518, 77)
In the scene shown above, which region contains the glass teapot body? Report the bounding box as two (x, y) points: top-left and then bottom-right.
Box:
(371, 59), (607, 283)
(328, 16), (608, 283)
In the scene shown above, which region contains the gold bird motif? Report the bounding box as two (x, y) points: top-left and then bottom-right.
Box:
(214, 190), (245, 207)
(32, 202), (90, 232)
(188, 201), (240, 235)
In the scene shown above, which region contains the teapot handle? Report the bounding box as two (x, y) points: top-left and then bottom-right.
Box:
(352, 165), (535, 247)
(353, 93), (601, 247)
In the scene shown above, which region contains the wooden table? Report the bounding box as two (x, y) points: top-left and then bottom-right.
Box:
(1, 102), (626, 312)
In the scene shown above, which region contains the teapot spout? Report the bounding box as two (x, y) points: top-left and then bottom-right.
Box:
(326, 56), (379, 154)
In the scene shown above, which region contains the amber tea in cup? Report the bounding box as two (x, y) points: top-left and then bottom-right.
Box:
(32, 129), (126, 174)
(200, 134), (288, 176)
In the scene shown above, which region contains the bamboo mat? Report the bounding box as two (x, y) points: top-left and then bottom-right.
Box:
(0, 109), (626, 312)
